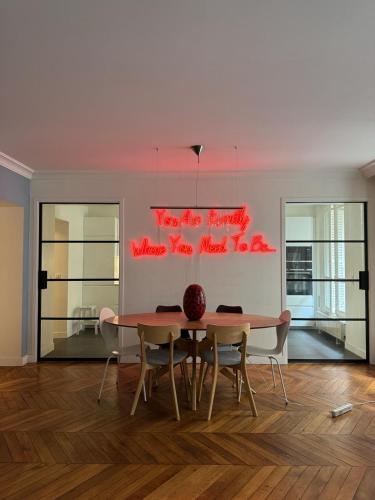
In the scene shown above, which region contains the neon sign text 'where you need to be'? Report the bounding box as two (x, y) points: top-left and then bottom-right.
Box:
(130, 206), (277, 258)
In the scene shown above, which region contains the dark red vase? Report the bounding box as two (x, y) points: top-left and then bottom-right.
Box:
(183, 284), (206, 320)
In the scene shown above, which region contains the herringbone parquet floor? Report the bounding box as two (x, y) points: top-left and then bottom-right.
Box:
(0, 362), (375, 499)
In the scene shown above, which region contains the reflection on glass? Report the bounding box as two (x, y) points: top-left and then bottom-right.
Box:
(42, 242), (120, 279)
(40, 203), (120, 359)
(286, 281), (365, 320)
(42, 204), (119, 241)
(288, 320), (366, 360)
(41, 282), (119, 319)
(285, 203), (364, 241)
(40, 320), (107, 358)
(286, 243), (364, 281)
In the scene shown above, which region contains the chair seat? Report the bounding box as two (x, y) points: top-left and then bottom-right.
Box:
(218, 344), (238, 352)
(246, 345), (278, 357)
(201, 349), (241, 366)
(146, 348), (188, 365)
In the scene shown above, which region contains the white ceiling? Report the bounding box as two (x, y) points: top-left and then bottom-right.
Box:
(1, 0), (375, 172)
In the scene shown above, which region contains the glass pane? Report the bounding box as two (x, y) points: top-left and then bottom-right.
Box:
(288, 320), (366, 360)
(286, 281), (366, 319)
(42, 242), (119, 279)
(40, 320), (107, 358)
(42, 204), (119, 241)
(41, 281), (119, 318)
(286, 242), (364, 280)
(285, 202), (364, 241)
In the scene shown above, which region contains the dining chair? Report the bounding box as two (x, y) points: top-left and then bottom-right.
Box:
(216, 304), (243, 350)
(98, 307), (147, 403)
(216, 304), (243, 314)
(155, 305), (190, 339)
(198, 323), (258, 420)
(130, 323), (189, 420)
(245, 310), (291, 404)
(198, 304), (245, 392)
(155, 304), (191, 395)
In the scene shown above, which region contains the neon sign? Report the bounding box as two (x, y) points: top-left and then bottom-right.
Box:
(154, 207), (251, 232)
(130, 206), (277, 258)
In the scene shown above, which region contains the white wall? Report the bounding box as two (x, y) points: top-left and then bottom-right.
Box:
(55, 205), (87, 336)
(30, 169), (372, 363)
(285, 212), (314, 322)
(82, 215), (119, 315)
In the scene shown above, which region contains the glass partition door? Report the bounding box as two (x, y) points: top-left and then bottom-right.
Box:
(38, 203), (120, 359)
(285, 202), (368, 361)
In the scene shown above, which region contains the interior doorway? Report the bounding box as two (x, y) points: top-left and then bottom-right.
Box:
(38, 203), (120, 359)
(285, 202), (368, 361)
(0, 202), (24, 364)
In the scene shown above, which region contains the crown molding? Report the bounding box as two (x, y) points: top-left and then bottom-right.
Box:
(359, 159), (375, 178)
(0, 152), (34, 179)
(32, 166), (361, 181)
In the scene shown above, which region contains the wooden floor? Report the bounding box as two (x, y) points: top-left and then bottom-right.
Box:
(0, 362), (375, 499)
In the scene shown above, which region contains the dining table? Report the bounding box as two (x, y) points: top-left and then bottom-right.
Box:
(105, 311), (282, 410)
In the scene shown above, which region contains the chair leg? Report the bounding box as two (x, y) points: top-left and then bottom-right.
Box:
(270, 357), (276, 388)
(181, 361), (191, 402)
(142, 381), (147, 402)
(207, 364), (218, 421)
(169, 365), (180, 421)
(185, 360), (191, 386)
(238, 371), (242, 402)
(237, 370), (256, 402)
(198, 361), (207, 403)
(97, 355), (112, 402)
(272, 356), (289, 405)
(130, 365), (147, 416)
(154, 367), (160, 388)
(148, 370), (153, 399)
(235, 369), (240, 399)
(241, 366), (258, 417)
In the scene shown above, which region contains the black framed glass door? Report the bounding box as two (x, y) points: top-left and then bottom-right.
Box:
(285, 202), (368, 361)
(38, 203), (120, 359)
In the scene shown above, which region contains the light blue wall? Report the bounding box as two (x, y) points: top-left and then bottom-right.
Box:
(0, 166), (30, 355)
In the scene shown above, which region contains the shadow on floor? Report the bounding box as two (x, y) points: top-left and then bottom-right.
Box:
(288, 328), (362, 360)
(44, 328), (106, 358)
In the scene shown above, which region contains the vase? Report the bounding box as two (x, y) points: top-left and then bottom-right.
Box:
(183, 284), (206, 320)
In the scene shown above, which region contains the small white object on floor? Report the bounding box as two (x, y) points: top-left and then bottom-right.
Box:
(330, 403), (353, 417)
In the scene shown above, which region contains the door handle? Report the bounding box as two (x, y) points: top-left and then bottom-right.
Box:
(39, 270), (48, 290)
(359, 271), (368, 290)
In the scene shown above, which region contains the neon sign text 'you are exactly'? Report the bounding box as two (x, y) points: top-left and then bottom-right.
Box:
(130, 206), (277, 258)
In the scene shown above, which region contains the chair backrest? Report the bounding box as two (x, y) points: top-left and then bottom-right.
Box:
(207, 323), (249, 346)
(138, 323), (181, 344)
(99, 307), (118, 352)
(137, 323), (181, 363)
(207, 323), (250, 365)
(155, 305), (182, 313)
(216, 304), (243, 314)
(156, 305), (189, 338)
(275, 309), (291, 354)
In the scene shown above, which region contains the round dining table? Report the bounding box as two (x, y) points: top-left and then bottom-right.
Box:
(105, 311), (282, 410)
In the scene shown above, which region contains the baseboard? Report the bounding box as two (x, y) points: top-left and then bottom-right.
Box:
(40, 341), (55, 358)
(0, 355), (29, 366)
(344, 342), (366, 360)
(53, 331), (67, 338)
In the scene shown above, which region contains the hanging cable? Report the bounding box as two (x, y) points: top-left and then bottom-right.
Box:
(195, 150), (199, 208)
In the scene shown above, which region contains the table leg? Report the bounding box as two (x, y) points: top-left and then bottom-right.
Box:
(191, 330), (198, 411)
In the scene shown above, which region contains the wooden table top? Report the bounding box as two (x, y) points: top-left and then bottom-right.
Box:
(106, 311), (282, 331)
